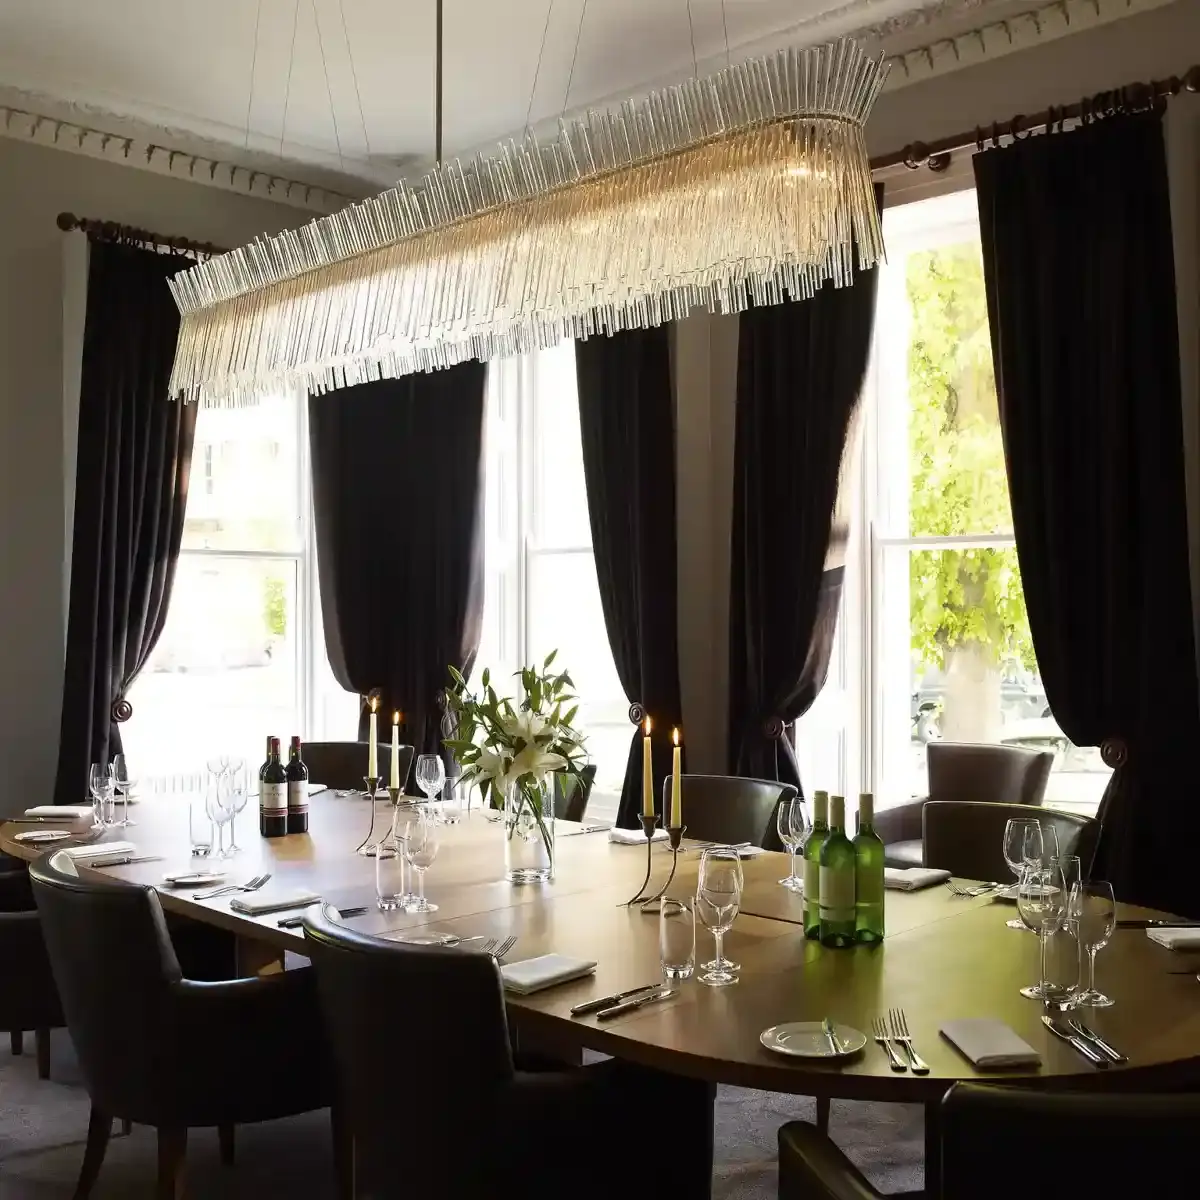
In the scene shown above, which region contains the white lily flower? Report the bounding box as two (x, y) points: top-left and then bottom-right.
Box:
(475, 747), (512, 783)
(499, 710), (547, 744)
(509, 743), (568, 783)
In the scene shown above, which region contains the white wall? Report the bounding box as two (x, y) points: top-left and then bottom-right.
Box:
(0, 136), (307, 813)
(673, 0), (1200, 775)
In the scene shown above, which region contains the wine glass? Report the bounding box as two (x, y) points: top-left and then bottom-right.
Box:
(696, 846), (743, 987)
(109, 754), (137, 827)
(415, 754), (446, 812)
(223, 759), (248, 853)
(1069, 880), (1116, 1007)
(1002, 816), (1039, 928)
(88, 762), (113, 830)
(1017, 862), (1068, 999)
(402, 810), (440, 913)
(206, 786), (234, 859)
(777, 796), (810, 891)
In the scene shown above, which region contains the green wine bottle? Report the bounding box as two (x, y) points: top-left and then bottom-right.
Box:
(803, 791), (829, 940)
(854, 792), (885, 944)
(820, 795), (856, 948)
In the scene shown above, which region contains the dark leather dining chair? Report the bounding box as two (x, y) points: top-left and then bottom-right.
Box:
(778, 1082), (1200, 1200)
(662, 774), (797, 850)
(922, 801), (1100, 882)
(30, 851), (340, 1200)
(302, 904), (716, 1200)
(303, 740), (412, 793)
(0, 865), (63, 1079)
(553, 764), (597, 822)
(878, 741), (1054, 868)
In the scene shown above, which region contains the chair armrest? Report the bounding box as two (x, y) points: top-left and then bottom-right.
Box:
(874, 799), (925, 844)
(778, 1121), (884, 1200)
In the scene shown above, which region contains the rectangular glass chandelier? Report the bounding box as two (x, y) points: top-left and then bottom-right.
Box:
(168, 38), (888, 407)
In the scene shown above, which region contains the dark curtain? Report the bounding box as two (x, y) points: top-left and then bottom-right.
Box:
(576, 327), (683, 828)
(975, 111), (1200, 917)
(728, 190), (882, 788)
(310, 365), (486, 776)
(53, 240), (197, 802)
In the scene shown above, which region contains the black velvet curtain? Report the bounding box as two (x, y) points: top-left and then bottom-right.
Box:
(728, 202), (882, 788)
(575, 327), (683, 828)
(53, 240), (197, 803)
(309, 365), (487, 774)
(975, 111), (1200, 917)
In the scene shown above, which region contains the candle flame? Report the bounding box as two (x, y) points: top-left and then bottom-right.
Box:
(644, 716), (652, 736)
(393, 711), (400, 724)
(672, 727), (680, 746)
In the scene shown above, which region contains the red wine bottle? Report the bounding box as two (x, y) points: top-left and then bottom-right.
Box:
(285, 736), (309, 834)
(259, 737), (287, 838)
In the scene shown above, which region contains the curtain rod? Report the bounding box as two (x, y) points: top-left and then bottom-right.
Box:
(872, 64), (1200, 173)
(55, 212), (224, 259)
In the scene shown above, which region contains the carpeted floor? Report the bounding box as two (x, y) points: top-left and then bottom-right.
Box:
(0, 1033), (923, 1197)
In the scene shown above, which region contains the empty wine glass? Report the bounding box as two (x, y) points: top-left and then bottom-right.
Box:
(222, 759), (248, 853)
(206, 786), (234, 859)
(1069, 880), (1116, 1007)
(1002, 816), (1039, 928)
(1017, 862), (1068, 1000)
(696, 846), (743, 987)
(402, 810), (440, 913)
(110, 754), (137, 827)
(88, 762), (113, 829)
(777, 796), (810, 891)
(415, 754), (446, 812)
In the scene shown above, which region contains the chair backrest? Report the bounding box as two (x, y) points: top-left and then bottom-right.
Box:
(942, 1083), (1200, 1198)
(662, 774), (797, 849)
(302, 741), (413, 792)
(29, 851), (183, 1114)
(927, 741), (1053, 808)
(554, 765), (597, 822)
(923, 801), (1100, 881)
(302, 904), (514, 1188)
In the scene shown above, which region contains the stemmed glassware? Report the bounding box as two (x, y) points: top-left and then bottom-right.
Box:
(696, 846), (743, 987)
(1069, 880), (1116, 1007)
(777, 796), (810, 891)
(222, 759), (248, 853)
(109, 754), (137, 827)
(402, 809), (440, 913)
(415, 754), (446, 815)
(206, 784), (234, 858)
(88, 762), (113, 830)
(1002, 816), (1039, 928)
(1017, 861), (1071, 1000)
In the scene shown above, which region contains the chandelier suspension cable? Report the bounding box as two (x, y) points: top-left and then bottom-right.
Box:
(719, 0), (730, 69)
(686, 0), (698, 78)
(435, 0), (444, 166)
(243, 0), (263, 149)
(338, 0), (373, 157)
(524, 0), (556, 133)
(279, 0), (301, 158)
(561, 0), (589, 115)
(312, 0), (346, 171)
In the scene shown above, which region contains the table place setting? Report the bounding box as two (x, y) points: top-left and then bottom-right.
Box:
(228, 886), (322, 916)
(760, 1020), (868, 1061)
(884, 867), (951, 891)
(23, 805), (93, 820)
(499, 952), (597, 995)
(940, 1018), (1042, 1070)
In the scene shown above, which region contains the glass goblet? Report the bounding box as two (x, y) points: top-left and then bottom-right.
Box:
(88, 762), (113, 830)
(696, 846), (743, 987)
(1069, 880), (1116, 1007)
(403, 810), (440, 914)
(110, 754), (137, 828)
(1017, 864), (1068, 1000)
(415, 754), (446, 813)
(1003, 816), (1039, 929)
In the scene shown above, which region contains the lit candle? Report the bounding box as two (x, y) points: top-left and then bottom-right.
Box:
(390, 712), (401, 790)
(670, 728), (682, 828)
(642, 716), (654, 818)
(367, 697), (378, 779)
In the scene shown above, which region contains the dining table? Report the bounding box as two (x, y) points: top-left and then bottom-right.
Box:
(5, 792), (1200, 1195)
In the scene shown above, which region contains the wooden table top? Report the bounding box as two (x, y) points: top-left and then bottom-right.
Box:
(5, 794), (1199, 1102)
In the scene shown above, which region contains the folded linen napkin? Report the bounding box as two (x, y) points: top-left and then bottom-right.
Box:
(61, 841), (137, 861)
(229, 888), (321, 916)
(940, 1018), (1041, 1069)
(884, 867), (951, 891)
(25, 805), (93, 819)
(501, 954), (597, 995)
(1146, 926), (1200, 951)
(609, 827), (668, 844)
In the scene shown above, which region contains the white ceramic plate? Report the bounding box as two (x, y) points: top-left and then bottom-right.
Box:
(12, 829), (72, 844)
(760, 1022), (867, 1059)
(162, 871), (227, 887)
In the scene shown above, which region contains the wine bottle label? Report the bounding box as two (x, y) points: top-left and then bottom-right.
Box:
(287, 781), (308, 814)
(819, 867), (855, 922)
(260, 782), (287, 818)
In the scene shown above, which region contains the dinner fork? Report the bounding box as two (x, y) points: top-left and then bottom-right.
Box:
(489, 935), (518, 960)
(193, 872), (271, 901)
(889, 1008), (930, 1074)
(872, 1016), (907, 1071)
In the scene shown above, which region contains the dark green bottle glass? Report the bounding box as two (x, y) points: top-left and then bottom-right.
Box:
(854, 792), (885, 944)
(819, 795), (856, 948)
(803, 791), (829, 940)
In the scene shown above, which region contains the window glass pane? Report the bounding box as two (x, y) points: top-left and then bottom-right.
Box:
(182, 393), (302, 552)
(124, 557), (300, 773)
(531, 342), (592, 548)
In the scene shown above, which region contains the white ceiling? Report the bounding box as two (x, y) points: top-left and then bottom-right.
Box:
(0, 0), (986, 191)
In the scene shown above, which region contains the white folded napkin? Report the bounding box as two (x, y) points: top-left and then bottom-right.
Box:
(940, 1018), (1041, 1069)
(609, 827), (668, 844)
(885, 867), (951, 891)
(500, 954), (598, 995)
(25, 805), (93, 819)
(61, 841), (137, 860)
(1146, 926), (1200, 951)
(229, 888), (321, 916)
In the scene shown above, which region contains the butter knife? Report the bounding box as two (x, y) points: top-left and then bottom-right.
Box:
(1067, 1018), (1128, 1064)
(1041, 1015), (1107, 1067)
(596, 987), (676, 1021)
(570, 983), (660, 1016)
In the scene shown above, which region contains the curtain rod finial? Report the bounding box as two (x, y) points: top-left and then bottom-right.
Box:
(56, 212), (77, 232)
(1184, 66), (1200, 94)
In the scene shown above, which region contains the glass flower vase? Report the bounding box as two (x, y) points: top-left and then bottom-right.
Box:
(504, 777), (555, 884)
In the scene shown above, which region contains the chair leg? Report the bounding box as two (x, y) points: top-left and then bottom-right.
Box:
(331, 1104), (354, 1200)
(119, 1118), (133, 1136)
(35, 1028), (51, 1079)
(156, 1127), (187, 1200)
(816, 1095), (830, 1132)
(9, 1030), (22, 1055)
(218, 1124), (235, 1166)
(73, 1106), (112, 1200)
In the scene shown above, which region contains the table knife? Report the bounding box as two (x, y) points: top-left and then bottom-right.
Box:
(92, 855), (165, 867)
(277, 905), (368, 929)
(596, 987), (676, 1021)
(822, 1017), (843, 1055)
(1041, 1015), (1107, 1067)
(1068, 1019), (1128, 1064)
(571, 983), (661, 1016)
